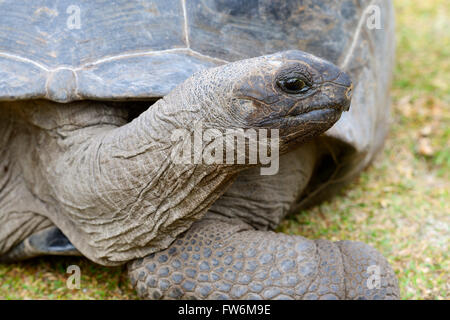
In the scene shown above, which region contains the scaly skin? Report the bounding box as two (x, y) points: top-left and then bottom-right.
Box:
(128, 149), (399, 300)
(0, 50), (399, 299)
(128, 217), (399, 300)
(0, 50), (352, 266)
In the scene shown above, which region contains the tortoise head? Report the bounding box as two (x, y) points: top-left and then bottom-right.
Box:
(202, 50), (353, 148)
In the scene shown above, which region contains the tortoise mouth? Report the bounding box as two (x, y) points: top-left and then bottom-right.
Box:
(279, 108), (343, 145)
(255, 107), (343, 130)
(284, 104), (345, 118)
(284, 107), (343, 123)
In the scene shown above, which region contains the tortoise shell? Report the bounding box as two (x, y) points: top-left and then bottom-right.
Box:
(0, 0), (395, 202)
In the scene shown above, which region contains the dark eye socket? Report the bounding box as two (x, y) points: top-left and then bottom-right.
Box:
(277, 77), (310, 94)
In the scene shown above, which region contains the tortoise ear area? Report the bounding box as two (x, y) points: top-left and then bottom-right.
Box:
(234, 74), (281, 105)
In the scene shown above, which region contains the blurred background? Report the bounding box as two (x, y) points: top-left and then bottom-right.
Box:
(0, 0), (448, 300)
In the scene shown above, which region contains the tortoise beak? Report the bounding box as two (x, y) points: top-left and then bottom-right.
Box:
(343, 85), (353, 111)
(332, 71), (353, 111)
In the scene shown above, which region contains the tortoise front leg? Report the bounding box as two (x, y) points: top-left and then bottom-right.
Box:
(128, 216), (399, 300)
(128, 147), (399, 300)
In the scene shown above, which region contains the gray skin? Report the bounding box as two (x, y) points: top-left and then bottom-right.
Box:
(1, 50), (351, 264)
(1, 50), (398, 299)
(0, 0), (399, 299)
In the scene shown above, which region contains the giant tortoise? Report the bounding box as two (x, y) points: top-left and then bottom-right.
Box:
(0, 0), (398, 299)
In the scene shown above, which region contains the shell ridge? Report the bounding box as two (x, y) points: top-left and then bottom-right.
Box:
(340, 0), (377, 69)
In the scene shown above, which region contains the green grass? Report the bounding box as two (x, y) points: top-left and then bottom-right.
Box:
(0, 0), (448, 299)
(0, 257), (138, 299)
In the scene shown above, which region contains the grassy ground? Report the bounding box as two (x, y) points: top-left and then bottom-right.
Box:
(0, 0), (448, 299)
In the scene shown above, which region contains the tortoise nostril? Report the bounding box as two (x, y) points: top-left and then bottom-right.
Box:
(333, 71), (352, 87)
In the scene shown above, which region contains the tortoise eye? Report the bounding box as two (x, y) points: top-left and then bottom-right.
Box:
(277, 77), (310, 94)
